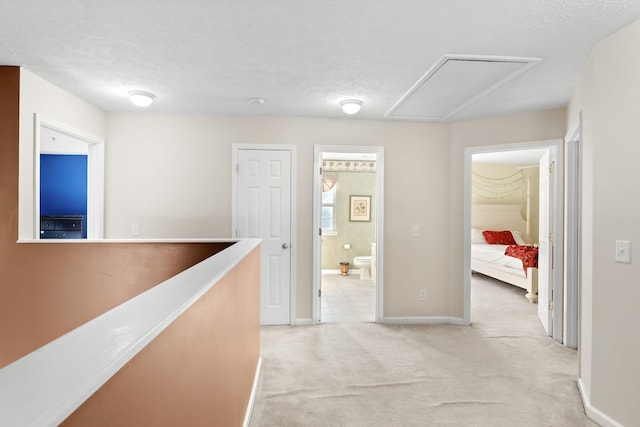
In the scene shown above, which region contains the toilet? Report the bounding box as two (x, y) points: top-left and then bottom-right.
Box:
(352, 256), (372, 280)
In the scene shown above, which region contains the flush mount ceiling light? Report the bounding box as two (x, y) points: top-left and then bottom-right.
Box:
(128, 90), (155, 107)
(340, 99), (363, 115)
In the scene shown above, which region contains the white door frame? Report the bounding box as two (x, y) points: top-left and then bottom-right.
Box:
(231, 144), (297, 325)
(34, 114), (105, 240)
(564, 115), (582, 349)
(463, 139), (564, 340)
(312, 145), (384, 324)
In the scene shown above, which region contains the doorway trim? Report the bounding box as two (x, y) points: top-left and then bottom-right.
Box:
(231, 143), (297, 325)
(34, 114), (105, 240)
(312, 145), (384, 324)
(463, 139), (564, 340)
(564, 115), (582, 349)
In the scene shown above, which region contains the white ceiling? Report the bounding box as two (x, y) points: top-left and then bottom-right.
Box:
(2, 1), (640, 121)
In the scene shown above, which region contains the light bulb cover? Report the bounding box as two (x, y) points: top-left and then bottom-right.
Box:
(340, 99), (363, 115)
(128, 90), (155, 107)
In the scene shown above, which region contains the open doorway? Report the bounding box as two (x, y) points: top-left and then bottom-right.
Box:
(464, 140), (564, 342)
(34, 114), (105, 240)
(312, 146), (384, 324)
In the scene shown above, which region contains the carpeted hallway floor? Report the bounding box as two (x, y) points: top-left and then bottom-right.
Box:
(249, 274), (595, 427)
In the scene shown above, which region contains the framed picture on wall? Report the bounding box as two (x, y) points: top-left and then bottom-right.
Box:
(349, 195), (371, 222)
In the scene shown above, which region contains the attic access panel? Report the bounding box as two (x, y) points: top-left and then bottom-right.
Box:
(386, 54), (541, 121)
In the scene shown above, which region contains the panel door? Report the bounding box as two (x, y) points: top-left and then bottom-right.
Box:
(237, 149), (292, 325)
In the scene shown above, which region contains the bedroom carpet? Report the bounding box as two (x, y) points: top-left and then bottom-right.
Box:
(249, 274), (595, 427)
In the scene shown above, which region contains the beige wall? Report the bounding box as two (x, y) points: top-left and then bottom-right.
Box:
(322, 171), (376, 270)
(568, 18), (640, 426)
(12, 69), (570, 326)
(18, 69), (106, 239)
(105, 114), (451, 319)
(472, 163), (540, 243)
(449, 108), (567, 316)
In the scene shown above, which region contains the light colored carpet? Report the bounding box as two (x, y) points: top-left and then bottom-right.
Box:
(249, 274), (595, 427)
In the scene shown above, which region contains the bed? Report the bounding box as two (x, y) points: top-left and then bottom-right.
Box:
(471, 204), (538, 303)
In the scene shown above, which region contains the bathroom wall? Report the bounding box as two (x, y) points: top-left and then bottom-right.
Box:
(322, 170), (376, 271)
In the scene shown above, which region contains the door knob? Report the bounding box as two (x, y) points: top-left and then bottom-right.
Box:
(282, 243), (289, 249)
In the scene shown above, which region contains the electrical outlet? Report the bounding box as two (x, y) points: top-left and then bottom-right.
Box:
(615, 240), (631, 263)
(419, 289), (427, 301)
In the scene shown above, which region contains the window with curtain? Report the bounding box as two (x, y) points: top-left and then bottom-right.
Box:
(322, 179), (336, 232)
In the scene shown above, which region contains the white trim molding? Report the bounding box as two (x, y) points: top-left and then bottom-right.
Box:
(34, 114), (105, 240)
(312, 145), (385, 325)
(463, 139), (564, 334)
(578, 379), (623, 427)
(563, 114), (582, 350)
(242, 357), (262, 427)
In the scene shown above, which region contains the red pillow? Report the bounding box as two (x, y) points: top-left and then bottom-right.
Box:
(482, 230), (516, 245)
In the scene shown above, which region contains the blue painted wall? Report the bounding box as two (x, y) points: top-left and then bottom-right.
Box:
(40, 154), (88, 238)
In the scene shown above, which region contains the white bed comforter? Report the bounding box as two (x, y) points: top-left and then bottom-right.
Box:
(471, 244), (523, 270)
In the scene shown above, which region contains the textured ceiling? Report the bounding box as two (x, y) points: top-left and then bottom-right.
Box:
(1, 1), (640, 121)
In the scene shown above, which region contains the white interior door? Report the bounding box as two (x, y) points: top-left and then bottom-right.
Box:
(236, 149), (292, 325)
(538, 150), (553, 335)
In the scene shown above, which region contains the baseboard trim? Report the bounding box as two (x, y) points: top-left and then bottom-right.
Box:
(242, 357), (262, 427)
(294, 318), (313, 326)
(577, 378), (622, 427)
(382, 316), (469, 325)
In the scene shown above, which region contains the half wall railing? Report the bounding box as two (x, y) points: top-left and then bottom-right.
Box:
(0, 238), (261, 426)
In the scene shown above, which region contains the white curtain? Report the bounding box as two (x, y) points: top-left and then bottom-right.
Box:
(322, 177), (336, 192)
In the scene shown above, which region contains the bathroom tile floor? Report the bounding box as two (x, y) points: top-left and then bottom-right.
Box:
(320, 274), (376, 323)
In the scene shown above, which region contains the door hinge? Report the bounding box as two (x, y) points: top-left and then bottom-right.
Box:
(319, 166), (323, 175)
(318, 289), (321, 297)
(549, 161), (555, 174)
(319, 228), (322, 236)
(549, 301), (554, 311)
(549, 232), (554, 243)
(236, 164), (240, 173)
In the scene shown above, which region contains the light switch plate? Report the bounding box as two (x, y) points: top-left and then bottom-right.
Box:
(615, 240), (631, 264)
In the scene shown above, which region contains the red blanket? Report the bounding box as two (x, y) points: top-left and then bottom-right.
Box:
(505, 245), (538, 276)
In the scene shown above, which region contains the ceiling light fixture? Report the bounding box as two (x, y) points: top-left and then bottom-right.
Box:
(340, 99), (363, 115)
(128, 90), (156, 107)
